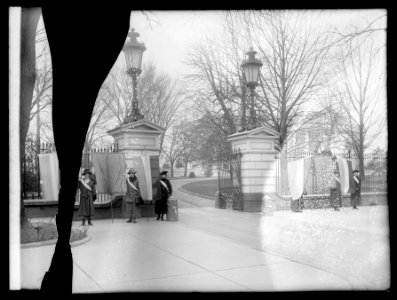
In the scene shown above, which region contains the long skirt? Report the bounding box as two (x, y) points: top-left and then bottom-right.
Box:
(330, 188), (342, 207)
(291, 198), (302, 212)
(126, 201), (137, 219)
(155, 197), (168, 214)
(351, 192), (360, 207)
(78, 196), (95, 217)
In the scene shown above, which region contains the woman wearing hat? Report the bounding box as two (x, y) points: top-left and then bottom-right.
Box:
(329, 169), (342, 211)
(351, 170), (361, 209)
(125, 168), (141, 223)
(78, 169), (97, 225)
(154, 170), (172, 221)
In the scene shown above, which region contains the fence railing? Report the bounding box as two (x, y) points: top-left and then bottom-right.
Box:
(276, 152), (387, 196)
(217, 149), (243, 210)
(75, 192), (112, 205)
(22, 142), (119, 200)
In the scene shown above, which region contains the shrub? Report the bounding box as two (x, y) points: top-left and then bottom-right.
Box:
(70, 226), (88, 242)
(21, 221), (57, 244)
(20, 220), (88, 244)
(188, 172), (195, 178)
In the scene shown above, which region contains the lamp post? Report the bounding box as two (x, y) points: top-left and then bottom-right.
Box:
(241, 47), (263, 130)
(122, 28), (146, 124)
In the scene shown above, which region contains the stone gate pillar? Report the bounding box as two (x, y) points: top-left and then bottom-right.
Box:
(227, 126), (280, 212)
(107, 119), (165, 200)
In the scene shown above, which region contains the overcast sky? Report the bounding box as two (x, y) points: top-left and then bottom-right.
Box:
(34, 9), (387, 150)
(125, 10), (386, 78)
(125, 9), (387, 150)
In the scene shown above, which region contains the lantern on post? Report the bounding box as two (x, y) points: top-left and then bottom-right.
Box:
(122, 28), (146, 123)
(241, 47), (263, 130)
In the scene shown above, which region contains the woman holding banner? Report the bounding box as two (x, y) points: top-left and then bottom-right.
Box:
(154, 170), (172, 221)
(125, 168), (141, 223)
(78, 169), (97, 225)
(351, 170), (361, 209)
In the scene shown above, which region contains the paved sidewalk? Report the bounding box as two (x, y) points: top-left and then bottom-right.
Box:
(19, 178), (390, 292)
(20, 207), (390, 292)
(178, 206), (390, 290)
(20, 217), (349, 292)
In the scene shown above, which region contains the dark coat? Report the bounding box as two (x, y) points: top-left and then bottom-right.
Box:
(351, 176), (361, 205)
(125, 176), (141, 203)
(330, 175), (342, 207)
(154, 178), (172, 214)
(89, 173), (97, 185)
(78, 178), (96, 217)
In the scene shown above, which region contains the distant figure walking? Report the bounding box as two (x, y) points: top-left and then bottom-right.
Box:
(125, 168), (141, 223)
(78, 169), (97, 225)
(154, 170), (172, 221)
(351, 169), (361, 209)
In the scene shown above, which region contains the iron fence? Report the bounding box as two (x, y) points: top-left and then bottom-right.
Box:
(276, 151), (387, 196)
(22, 142), (119, 200)
(217, 149), (243, 210)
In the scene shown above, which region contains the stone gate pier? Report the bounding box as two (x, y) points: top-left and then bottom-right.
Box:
(107, 119), (165, 201)
(227, 126), (280, 212)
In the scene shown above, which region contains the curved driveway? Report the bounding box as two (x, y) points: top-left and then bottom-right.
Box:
(171, 177), (216, 208)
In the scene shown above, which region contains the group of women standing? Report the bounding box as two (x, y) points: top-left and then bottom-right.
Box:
(77, 168), (172, 225)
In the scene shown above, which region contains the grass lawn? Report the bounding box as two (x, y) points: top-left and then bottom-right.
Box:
(180, 179), (218, 199)
(21, 221), (88, 244)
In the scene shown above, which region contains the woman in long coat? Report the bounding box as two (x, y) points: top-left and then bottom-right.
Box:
(351, 169), (361, 209)
(154, 170), (172, 221)
(329, 171), (342, 211)
(125, 168), (141, 223)
(78, 169), (96, 225)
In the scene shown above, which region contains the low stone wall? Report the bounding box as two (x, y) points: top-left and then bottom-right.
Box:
(273, 192), (387, 211)
(24, 196), (156, 220)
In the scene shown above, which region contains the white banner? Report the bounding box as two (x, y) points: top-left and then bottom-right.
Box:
(38, 152), (60, 201)
(287, 158), (305, 200)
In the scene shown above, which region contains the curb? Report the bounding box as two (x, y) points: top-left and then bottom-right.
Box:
(21, 235), (91, 249)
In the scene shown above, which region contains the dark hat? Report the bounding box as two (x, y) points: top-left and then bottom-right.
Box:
(160, 170), (168, 175)
(353, 169), (360, 173)
(82, 169), (91, 175)
(128, 168), (137, 175)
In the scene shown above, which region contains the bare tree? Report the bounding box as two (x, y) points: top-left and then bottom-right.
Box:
(98, 62), (183, 153)
(240, 10), (332, 149)
(185, 11), (333, 154)
(83, 90), (115, 153)
(19, 8), (42, 223)
(184, 17), (256, 166)
(328, 12), (386, 52)
(29, 43), (52, 122)
(191, 115), (231, 163)
(161, 126), (181, 178)
(174, 120), (198, 177)
(185, 32), (245, 136)
(331, 35), (386, 180)
(138, 63), (184, 150)
(282, 10), (387, 158)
